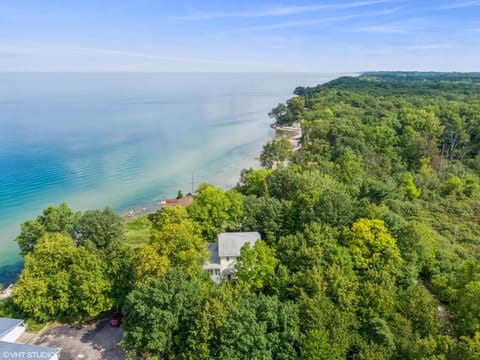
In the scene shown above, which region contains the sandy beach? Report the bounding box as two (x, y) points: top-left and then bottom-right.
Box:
(271, 122), (303, 151)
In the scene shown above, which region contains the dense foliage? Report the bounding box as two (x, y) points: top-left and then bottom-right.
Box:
(12, 204), (133, 320)
(7, 73), (480, 359)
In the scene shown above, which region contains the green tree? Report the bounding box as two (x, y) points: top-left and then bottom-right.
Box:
(443, 174), (463, 196)
(14, 233), (75, 321)
(236, 168), (272, 196)
(217, 293), (300, 360)
(13, 233), (112, 321)
(235, 240), (279, 291)
(177, 190), (184, 199)
(296, 268), (355, 360)
(269, 103), (292, 125)
(260, 138), (294, 169)
(242, 195), (285, 238)
(148, 206), (191, 231)
(403, 173), (421, 200)
(132, 243), (170, 285)
(69, 245), (113, 319)
(450, 260), (480, 336)
(184, 291), (230, 360)
(104, 241), (135, 309)
(75, 207), (124, 249)
(15, 203), (78, 256)
(122, 268), (201, 358)
(38, 202), (78, 234)
(287, 96), (306, 120)
(151, 221), (208, 276)
(400, 284), (440, 338)
(187, 185), (243, 240)
(16, 220), (45, 256)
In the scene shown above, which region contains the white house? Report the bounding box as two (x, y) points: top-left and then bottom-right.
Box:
(0, 317), (60, 360)
(203, 232), (260, 284)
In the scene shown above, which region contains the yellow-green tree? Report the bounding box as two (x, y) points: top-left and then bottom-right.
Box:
(404, 173), (421, 200)
(343, 219), (403, 275)
(187, 185), (243, 240)
(132, 243), (170, 286)
(151, 221), (208, 276)
(13, 233), (112, 321)
(148, 206), (190, 231)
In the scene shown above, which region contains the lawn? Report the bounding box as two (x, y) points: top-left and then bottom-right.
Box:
(123, 215), (152, 247)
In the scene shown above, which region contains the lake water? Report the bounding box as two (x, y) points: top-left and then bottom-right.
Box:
(0, 72), (344, 286)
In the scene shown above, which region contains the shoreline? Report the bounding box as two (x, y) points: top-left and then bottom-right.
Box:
(1, 112), (303, 292)
(0, 123), (292, 290)
(0, 73), (337, 290)
(119, 202), (162, 221)
(271, 121), (302, 151)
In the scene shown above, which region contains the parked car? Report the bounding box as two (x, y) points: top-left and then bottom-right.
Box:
(109, 314), (122, 327)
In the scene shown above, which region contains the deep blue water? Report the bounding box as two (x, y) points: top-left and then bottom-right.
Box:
(0, 72), (345, 286)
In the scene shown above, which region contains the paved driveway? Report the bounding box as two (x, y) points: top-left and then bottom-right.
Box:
(33, 320), (125, 360)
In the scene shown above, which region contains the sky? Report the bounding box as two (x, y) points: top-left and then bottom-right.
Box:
(0, 0), (479, 72)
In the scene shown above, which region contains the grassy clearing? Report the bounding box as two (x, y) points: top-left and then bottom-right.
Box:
(123, 215), (152, 247)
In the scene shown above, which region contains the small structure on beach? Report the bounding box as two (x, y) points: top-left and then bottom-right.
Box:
(203, 232), (260, 284)
(160, 194), (194, 208)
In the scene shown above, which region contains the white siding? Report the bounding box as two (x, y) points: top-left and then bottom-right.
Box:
(0, 324), (25, 342)
(220, 256), (237, 272)
(206, 269), (221, 284)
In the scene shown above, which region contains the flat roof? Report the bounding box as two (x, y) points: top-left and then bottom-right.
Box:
(218, 232), (260, 257)
(0, 341), (60, 357)
(0, 317), (23, 339)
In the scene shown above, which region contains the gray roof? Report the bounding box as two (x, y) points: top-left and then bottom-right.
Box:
(0, 317), (23, 339)
(0, 341), (60, 357)
(207, 242), (220, 264)
(203, 242), (221, 269)
(218, 232), (260, 257)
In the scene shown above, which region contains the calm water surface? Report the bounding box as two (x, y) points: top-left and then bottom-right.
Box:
(0, 72), (345, 285)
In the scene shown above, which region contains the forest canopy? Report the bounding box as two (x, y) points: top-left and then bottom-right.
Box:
(5, 72), (480, 359)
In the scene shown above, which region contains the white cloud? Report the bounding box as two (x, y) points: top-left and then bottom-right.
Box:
(227, 8), (401, 33)
(345, 24), (408, 33)
(404, 43), (453, 50)
(439, 1), (480, 10)
(0, 42), (293, 71)
(182, 0), (393, 20)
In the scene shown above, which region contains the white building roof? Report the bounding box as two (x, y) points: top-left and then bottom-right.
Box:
(0, 317), (23, 339)
(217, 232), (261, 257)
(0, 341), (60, 358)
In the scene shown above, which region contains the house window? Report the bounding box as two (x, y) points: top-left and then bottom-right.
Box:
(226, 257), (230, 261)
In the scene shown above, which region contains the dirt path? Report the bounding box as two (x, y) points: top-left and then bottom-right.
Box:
(421, 283), (453, 331)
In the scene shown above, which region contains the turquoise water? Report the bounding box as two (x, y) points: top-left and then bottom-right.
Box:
(0, 72), (343, 285)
